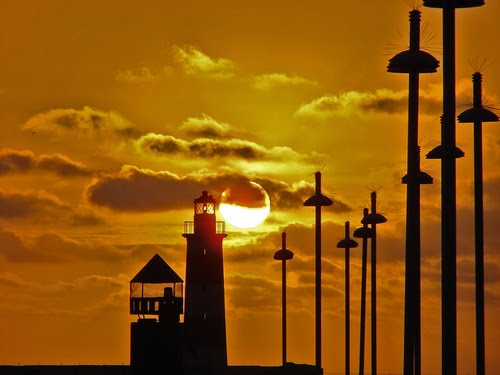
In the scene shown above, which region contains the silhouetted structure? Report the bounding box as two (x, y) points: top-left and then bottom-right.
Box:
(304, 172), (333, 370)
(337, 222), (358, 375)
(388, 8), (438, 375)
(353, 209), (373, 375)
(423, 1), (485, 373)
(361, 192), (386, 375)
(274, 232), (294, 367)
(458, 71), (499, 375)
(129, 253), (184, 374)
(183, 191), (228, 370)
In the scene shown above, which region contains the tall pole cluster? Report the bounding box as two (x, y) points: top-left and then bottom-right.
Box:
(388, 7), (438, 375)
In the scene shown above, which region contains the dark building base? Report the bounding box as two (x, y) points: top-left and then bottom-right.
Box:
(0, 364), (321, 375)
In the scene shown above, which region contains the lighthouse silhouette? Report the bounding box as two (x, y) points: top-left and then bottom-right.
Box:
(183, 190), (228, 369)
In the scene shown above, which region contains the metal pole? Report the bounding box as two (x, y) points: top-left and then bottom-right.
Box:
(358, 209), (369, 375)
(441, 2), (457, 373)
(404, 10), (423, 375)
(315, 201), (321, 369)
(282, 235), (287, 367)
(370, 192), (378, 375)
(345, 225), (351, 375)
(472, 73), (485, 375)
(274, 232), (294, 368)
(304, 172), (332, 370)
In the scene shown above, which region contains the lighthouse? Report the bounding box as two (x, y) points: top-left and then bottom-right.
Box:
(183, 191), (228, 369)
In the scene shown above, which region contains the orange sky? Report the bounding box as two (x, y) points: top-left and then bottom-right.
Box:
(1, 1), (500, 374)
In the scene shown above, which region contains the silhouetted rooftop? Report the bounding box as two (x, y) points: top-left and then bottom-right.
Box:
(130, 254), (183, 284)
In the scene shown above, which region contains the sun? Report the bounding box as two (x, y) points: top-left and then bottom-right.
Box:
(219, 182), (270, 229)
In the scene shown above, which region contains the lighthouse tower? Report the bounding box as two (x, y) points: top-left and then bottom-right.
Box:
(183, 191), (228, 368)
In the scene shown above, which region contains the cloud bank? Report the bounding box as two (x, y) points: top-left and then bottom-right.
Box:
(135, 133), (308, 162)
(0, 149), (92, 177)
(85, 166), (350, 213)
(295, 88), (442, 119)
(22, 106), (141, 139)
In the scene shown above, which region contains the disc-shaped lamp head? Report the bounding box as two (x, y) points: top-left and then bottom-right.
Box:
(423, 0), (484, 8)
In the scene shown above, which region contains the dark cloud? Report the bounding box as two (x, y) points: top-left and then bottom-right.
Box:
(0, 230), (120, 263)
(361, 94), (440, 115)
(295, 88), (442, 119)
(189, 138), (262, 159)
(0, 149), (92, 177)
(255, 177), (351, 212)
(0, 190), (103, 226)
(37, 154), (92, 176)
(221, 181), (268, 208)
(137, 133), (268, 160)
(225, 274), (280, 312)
(0, 227), (185, 267)
(86, 166), (203, 212)
(0, 149), (35, 174)
(0, 190), (70, 220)
(114, 127), (143, 139)
(179, 114), (232, 139)
(22, 106), (141, 139)
(86, 166), (349, 213)
(360, 95), (407, 114)
(135, 133), (310, 163)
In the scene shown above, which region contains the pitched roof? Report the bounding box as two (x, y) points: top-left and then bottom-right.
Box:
(130, 254), (183, 284)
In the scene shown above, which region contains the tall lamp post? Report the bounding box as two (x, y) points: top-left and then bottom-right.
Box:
(274, 232), (294, 367)
(423, 1), (485, 373)
(457, 71), (498, 375)
(361, 191), (387, 375)
(387, 7), (438, 374)
(304, 172), (333, 370)
(353, 208), (373, 375)
(337, 221), (358, 375)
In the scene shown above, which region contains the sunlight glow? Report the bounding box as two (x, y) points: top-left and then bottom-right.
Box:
(219, 183), (270, 229)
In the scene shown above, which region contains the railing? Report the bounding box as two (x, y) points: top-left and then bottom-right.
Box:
(130, 296), (183, 315)
(183, 221), (225, 234)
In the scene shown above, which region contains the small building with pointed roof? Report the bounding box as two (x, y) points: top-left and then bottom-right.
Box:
(130, 253), (184, 374)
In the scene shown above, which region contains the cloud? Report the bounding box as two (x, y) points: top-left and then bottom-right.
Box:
(136, 132), (308, 162)
(172, 45), (236, 79)
(0, 190), (103, 226)
(179, 114), (232, 139)
(0, 228), (182, 266)
(225, 273), (280, 312)
(251, 73), (317, 91)
(0, 149), (92, 177)
(85, 166), (348, 213)
(114, 66), (173, 83)
(295, 88), (441, 119)
(254, 177), (351, 212)
(22, 106), (141, 139)
(86, 166), (202, 212)
(221, 181), (268, 208)
(0, 190), (71, 220)
(0, 230), (123, 263)
(0, 272), (32, 288)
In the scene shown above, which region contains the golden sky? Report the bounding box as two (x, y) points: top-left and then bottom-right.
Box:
(1, 1), (500, 374)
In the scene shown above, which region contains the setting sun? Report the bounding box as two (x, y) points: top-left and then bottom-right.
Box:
(219, 182), (270, 228)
